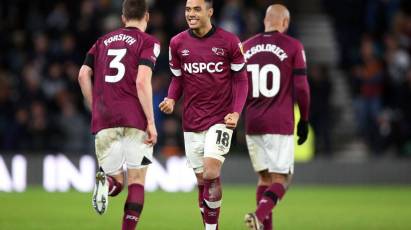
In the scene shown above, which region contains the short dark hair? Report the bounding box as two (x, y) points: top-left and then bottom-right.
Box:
(205, 0), (213, 8)
(122, 0), (147, 20)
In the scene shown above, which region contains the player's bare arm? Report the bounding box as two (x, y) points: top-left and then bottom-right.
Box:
(78, 65), (93, 109)
(136, 65), (158, 145)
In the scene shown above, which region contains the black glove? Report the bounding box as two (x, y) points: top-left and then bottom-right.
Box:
(297, 119), (309, 145)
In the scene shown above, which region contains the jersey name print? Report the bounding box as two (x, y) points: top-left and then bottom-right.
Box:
(84, 27), (160, 134)
(243, 31), (307, 135)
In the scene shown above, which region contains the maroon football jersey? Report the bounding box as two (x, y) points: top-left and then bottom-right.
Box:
(243, 31), (307, 135)
(84, 27), (160, 134)
(169, 26), (245, 131)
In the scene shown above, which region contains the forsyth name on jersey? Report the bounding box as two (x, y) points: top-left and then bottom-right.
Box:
(103, 33), (137, 46)
(84, 27), (160, 134)
(169, 26), (245, 131)
(243, 31), (307, 135)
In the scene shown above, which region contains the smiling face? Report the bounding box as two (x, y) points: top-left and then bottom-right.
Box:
(185, 0), (213, 30)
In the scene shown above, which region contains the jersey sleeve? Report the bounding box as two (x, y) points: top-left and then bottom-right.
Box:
(293, 41), (310, 121)
(139, 36), (161, 71)
(292, 42), (307, 77)
(83, 42), (97, 69)
(229, 36), (246, 72)
(169, 37), (182, 77)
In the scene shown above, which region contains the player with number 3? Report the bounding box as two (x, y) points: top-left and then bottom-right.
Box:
(78, 0), (160, 229)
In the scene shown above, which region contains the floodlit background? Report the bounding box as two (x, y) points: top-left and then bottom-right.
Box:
(0, 0), (410, 229)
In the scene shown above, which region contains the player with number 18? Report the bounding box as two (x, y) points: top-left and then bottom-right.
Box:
(159, 0), (248, 229)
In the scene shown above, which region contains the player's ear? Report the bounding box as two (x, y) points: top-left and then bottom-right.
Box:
(208, 7), (213, 18)
(263, 15), (269, 28)
(121, 15), (127, 25)
(283, 18), (290, 32)
(145, 12), (150, 23)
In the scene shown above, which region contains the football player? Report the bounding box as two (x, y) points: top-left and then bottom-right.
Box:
(78, 0), (160, 229)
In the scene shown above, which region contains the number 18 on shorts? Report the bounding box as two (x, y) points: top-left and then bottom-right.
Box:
(184, 124), (233, 172)
(205, 124), (233, 157)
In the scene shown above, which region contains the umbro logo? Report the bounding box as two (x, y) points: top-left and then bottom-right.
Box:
(208, 211), (217, 217)
(181, 49), (190, 56)
(212, 47), (225, 56)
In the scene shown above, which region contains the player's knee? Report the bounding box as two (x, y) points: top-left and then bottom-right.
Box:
(127, 169), (146, 185)
(271, 173), (288, 186)
(203, 157), (222, 180)
(195, 173), (204, 185)
(258, 170), (271, 186)
(128, 177), (145, 186)
(203, 169), (220, 180)
(202, 164), (221, 180)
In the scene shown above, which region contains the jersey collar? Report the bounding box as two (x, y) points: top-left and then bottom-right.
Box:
(188, 25), (216, 39)
(263, 30), (279, 34)
(124, 26), (141, 31)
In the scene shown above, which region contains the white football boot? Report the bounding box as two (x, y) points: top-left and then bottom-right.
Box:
(92, 169), (109, 215)
(244, 213), (264, 230)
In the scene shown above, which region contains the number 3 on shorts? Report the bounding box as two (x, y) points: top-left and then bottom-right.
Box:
(205, 124), (233, 156)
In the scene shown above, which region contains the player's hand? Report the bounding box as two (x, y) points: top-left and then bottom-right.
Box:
(224, 112), (240, 129)
(145, 123), (158, 146)
(159, 97), (175, 114)
(297, 119), (309, 145)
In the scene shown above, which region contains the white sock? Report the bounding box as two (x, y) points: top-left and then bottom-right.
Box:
(205, 224), (217, 230)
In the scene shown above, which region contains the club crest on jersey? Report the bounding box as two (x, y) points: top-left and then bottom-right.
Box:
(181, 49), (190, 56)
(212, 47), (225, 56)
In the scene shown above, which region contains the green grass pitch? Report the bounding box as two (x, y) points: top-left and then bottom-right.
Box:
(1, 185), (410, 229)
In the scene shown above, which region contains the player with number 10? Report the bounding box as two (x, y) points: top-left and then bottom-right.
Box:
(78, 0), (160, 229)
(242, 4), (311, 230)
(159, 0), (248, 229)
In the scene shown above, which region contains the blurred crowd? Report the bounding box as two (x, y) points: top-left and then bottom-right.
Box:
(324, 0), (411, 156)
(1, 0), (410, 158)
(0, 0), (280, 155)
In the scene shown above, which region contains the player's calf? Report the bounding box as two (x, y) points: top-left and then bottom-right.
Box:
(203, 177), (222, 230)
(256, 185), (272, 230)
(255, 183), (285, 223)
(198, 184), (205, 226)
(122, 184), (145, 230)
(107, 175), (123, 197)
